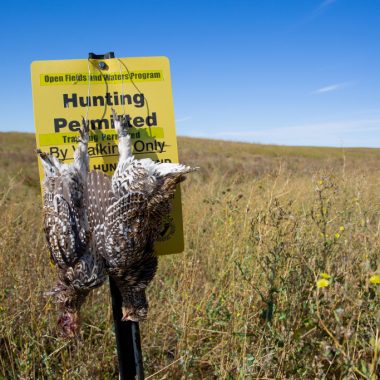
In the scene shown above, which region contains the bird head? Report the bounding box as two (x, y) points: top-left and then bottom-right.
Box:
(121, 288), (149, 322)
(44, 282), (85, 338)
(57, 310), (80, 338)
(121, 305), (148, 322)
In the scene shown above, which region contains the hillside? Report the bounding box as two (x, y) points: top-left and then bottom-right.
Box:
(1, 132), (380, 379)
(1, 132), (380, 190)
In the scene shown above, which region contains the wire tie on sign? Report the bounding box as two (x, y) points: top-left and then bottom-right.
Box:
(88, 58), (110, 122)
(85, 58), (92, 123)
(119, 59), (126, 117)
(86, 55), (154, 138)
(116, 58), (151, 120)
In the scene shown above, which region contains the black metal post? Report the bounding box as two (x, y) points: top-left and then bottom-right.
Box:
(92, 50), (144, 380)
(110, 277), (145, 380)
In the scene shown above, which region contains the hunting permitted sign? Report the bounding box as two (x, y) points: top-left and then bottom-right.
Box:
(31, 56), (184, 254)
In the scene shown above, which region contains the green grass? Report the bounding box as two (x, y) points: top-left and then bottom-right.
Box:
(1, 132), (380, 379)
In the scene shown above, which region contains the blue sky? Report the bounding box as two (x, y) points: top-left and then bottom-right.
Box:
(0, 0), (379, 147)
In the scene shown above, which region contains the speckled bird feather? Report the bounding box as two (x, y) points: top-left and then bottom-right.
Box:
(88, 109), (198, 321)
(38, 125), (107, 336)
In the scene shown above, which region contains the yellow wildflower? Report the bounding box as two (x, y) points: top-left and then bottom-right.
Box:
(335, 233), (340, 239)
(339, 226), (345, 232)
(369, 275), (380, 285)
(317, 279), (330, 288)
(320, 273), (331, 280)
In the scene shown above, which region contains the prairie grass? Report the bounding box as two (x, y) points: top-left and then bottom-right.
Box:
(1, 132), (380, 379)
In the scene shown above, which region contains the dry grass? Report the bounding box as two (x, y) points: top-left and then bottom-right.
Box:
(1, 132), (380, 379)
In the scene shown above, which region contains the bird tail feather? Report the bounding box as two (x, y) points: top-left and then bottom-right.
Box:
(87, 171), (114, 229)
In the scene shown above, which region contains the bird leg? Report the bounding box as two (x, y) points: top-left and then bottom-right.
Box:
(73, 118), (89, 177)
(112, 109), (132, 160)
(78, 117), (89, 144)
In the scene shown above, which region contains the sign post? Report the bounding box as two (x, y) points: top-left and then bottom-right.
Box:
(110, 277), (144, 380)
(31, 53), (183, 379)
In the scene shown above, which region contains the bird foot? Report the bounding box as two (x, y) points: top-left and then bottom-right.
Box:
(78, 118), (89, 144)
(36, 148), (47, 158)
(112, 108), (129, 138)
(111, 108), (121, 132)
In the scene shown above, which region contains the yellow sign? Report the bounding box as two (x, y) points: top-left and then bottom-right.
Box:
(31, 56), (183, 254)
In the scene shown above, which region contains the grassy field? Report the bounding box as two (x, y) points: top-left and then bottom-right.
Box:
(1, 132), (380, 379)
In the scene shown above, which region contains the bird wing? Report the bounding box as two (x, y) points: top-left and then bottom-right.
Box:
(42, 169), (107, 308)
(104, 190), (150, 268)
(139, 159), (197, 178)
(62, 250), (106, 291)
(59, 170), (109, 291)
(43, 175), (87, 268)
(39, 128), (89, 270)
(87, 168), (152, 269)
(144, 163), (198, 240)
(112, 160), (151, 197)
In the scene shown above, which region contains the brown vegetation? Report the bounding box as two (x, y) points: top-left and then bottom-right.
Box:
(1, 132), (380, 379)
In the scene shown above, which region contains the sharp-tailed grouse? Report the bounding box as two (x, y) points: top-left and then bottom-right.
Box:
(38, 123), (106, 337)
